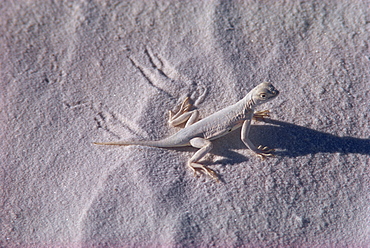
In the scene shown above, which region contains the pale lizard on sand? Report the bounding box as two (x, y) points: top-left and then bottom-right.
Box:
(94, 82), (279, 181)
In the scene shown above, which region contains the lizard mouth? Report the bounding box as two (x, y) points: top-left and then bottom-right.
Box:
(267, 83), (279, 97)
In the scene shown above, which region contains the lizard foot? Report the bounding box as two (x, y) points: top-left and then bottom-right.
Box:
(189, 163), (219, 182)
(253, 110), (270, 121)
(256, 145), (275, 160)
(169, 97), (199, 127)
(169, 97), (192, 119)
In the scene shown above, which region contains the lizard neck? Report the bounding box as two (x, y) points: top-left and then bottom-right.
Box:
(241, 89), (256, 108)
(233, 97), (255, 118)
(234, 91), (256, 115)
(245, 98), (255, 110)
(242, 91), (256, 110)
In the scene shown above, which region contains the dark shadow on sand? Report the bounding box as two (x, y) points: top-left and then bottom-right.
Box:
(206, 118), (370, 165)
(260, 118), (369, 157)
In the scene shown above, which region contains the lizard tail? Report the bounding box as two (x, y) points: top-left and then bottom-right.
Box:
(93, 141), (131, 146)
(93, 139), (184, 148)
(93, 140), (156, 146)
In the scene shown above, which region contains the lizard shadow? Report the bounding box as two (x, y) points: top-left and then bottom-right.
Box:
(209, 118), (370, 163)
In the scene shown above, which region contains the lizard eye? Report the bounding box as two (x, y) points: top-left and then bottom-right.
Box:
(260, 93), (267, 98)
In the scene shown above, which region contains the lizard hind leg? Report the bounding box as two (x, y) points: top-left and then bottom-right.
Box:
(188, 137), (219, 181)
(168, 97), (199, 128)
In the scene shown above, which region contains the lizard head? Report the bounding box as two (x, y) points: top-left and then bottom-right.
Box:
(250, 82), (279, 106)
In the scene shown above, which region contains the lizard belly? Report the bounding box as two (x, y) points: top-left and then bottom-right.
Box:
(205, 121), (244, 140)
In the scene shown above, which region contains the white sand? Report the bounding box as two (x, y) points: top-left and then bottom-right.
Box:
(1, 1), (369, 247)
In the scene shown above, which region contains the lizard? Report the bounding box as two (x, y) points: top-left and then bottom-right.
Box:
(94, 82), (279, 181)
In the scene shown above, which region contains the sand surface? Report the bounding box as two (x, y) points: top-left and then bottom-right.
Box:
(1, 1), (370, 247)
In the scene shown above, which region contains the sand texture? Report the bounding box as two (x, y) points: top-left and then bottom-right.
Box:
(1, 1), (370, 247)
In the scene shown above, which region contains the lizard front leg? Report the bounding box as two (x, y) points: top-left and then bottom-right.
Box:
(188, 137), (219, 181)
(168, 97), (199, 128)
(253, 110), (270, 121)
(241, 119), (274, 159)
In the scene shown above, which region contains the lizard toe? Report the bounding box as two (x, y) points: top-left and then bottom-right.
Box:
(253, 110), (271, 121)
(256, 145), (275, 159)
(189, 163), (219, 182)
